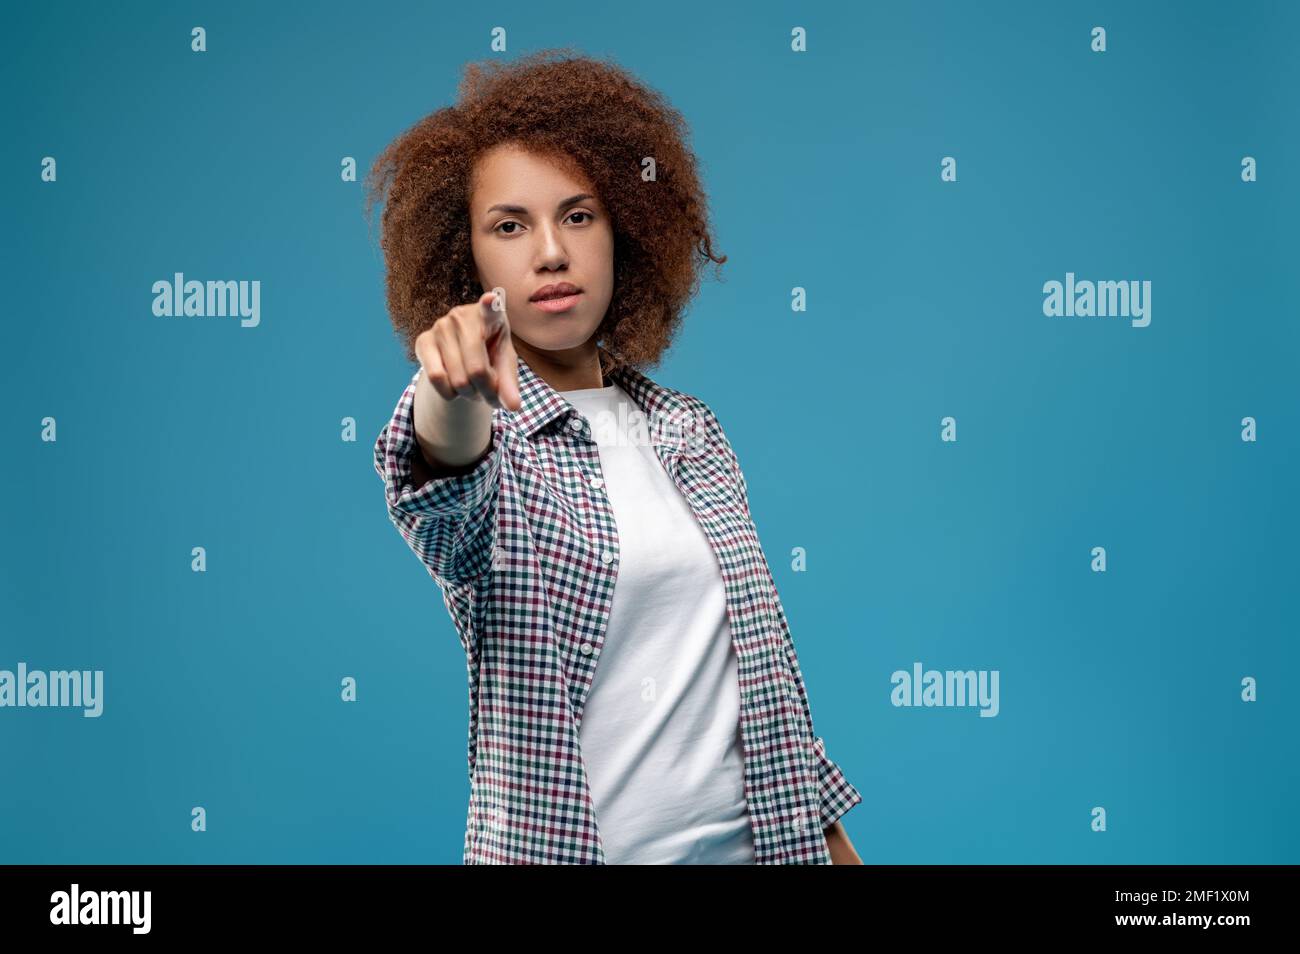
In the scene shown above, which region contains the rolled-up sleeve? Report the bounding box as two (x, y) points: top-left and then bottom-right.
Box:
(373, 369), (504, 590)
(697, 399), (864, 833)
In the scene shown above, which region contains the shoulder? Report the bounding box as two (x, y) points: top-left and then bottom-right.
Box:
(684, 391), (735, 444)
(649, 379), (723, 434)
(614, 362), (737, 462)
(662, 387), (739, 468)
(662, 389), (730, 456)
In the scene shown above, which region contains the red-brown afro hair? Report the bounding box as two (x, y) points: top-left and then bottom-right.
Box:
(363, 48), (727, 375)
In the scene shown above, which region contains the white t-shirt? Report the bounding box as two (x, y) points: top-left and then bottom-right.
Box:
(563, 380), (756, 865)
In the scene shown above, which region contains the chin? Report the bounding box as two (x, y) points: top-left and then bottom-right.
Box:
(515, 321), (602, 353)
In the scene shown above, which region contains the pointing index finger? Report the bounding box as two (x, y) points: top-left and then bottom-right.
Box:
(480, 287), (521, 412)
(481, 287), (507, 334)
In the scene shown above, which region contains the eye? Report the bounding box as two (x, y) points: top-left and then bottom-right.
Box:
(493, 211), (594, 235)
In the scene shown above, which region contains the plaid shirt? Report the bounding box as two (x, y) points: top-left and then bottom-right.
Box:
(373, 351), (862, 864)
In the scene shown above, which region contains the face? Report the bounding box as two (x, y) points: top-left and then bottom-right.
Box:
(469, 143), (615, 359)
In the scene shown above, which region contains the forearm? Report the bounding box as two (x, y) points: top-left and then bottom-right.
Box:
(824, 820), (862, 864)
(412, 370), (493, 471)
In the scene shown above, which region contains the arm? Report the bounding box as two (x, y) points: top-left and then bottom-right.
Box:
(773, 586), (865, 835)
(373, 367), (504, 594)
(374, 291), (520, 599)
(693, 401), (866, 851)
(764, 517), (867, 861)
(825, 819), (863, 864)
(411, 357), (495, 472)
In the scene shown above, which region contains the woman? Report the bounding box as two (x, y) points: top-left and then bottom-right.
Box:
(366, 50), (863, 864)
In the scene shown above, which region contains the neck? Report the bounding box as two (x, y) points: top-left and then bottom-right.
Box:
(514, 337), (607, 392)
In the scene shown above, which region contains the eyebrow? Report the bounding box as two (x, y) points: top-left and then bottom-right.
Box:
(485, 193), (595, 215)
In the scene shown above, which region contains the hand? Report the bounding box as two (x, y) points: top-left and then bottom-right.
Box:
(415, 289), (522, 412)
(825, 821), (863, 864)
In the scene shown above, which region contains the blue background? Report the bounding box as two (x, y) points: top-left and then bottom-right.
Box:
(2, 0), (1295, 863)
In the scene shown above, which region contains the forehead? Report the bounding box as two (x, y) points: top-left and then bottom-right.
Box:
(470, 144), (594, 205)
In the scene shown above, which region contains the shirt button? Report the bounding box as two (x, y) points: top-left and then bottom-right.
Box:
(600, 550), (614, 564)
(590, 476), (604, 490)
(579, 642), (593, 655)
(569, 418), (583, 432)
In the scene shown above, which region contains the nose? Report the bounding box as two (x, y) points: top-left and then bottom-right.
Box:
(533, 220), (569, 270)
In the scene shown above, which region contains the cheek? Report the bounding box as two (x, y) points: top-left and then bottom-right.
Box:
(584, 230), (616, 285)
(470, 243), (516, 299)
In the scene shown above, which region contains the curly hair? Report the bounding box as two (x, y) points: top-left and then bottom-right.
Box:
(363, 48), (727, 376)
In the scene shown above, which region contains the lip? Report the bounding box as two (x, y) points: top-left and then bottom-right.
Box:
(531, 292), (582, 313)
(530, 282), (581, 302)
